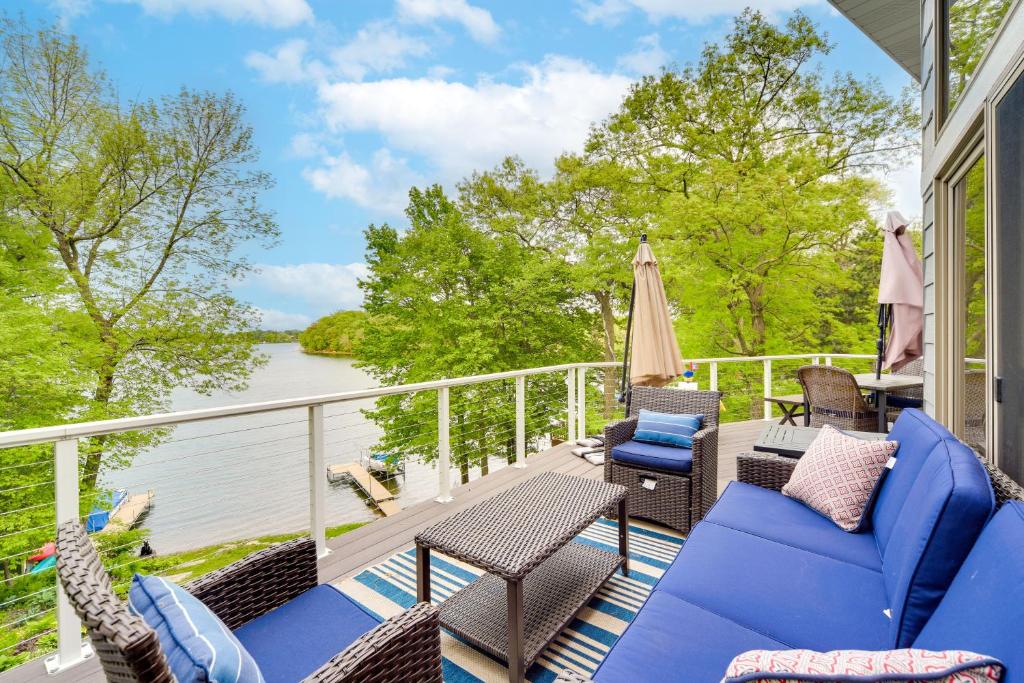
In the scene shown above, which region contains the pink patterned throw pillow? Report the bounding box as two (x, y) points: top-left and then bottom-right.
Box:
(722, 649), (1004, 682)
(782, 425), (898, 531)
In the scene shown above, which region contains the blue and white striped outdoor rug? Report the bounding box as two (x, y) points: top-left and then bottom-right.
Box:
(335, 518), (684, 682)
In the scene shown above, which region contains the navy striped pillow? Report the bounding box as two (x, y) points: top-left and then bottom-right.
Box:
(634, 409), (703, 448)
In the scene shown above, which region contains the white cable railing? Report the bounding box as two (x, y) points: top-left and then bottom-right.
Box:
(0, 352), (876, 674)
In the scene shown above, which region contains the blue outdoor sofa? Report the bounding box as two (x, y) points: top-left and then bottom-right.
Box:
(560, 409), (1024, 683)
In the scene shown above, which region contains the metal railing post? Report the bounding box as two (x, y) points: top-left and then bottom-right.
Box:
(763, 359), (773, 421)
(825, 356), (833, 366)
(566, 368), (576, 443)
(46, 439), (92, 675)
(436, 387), (453, 502)
(576, 367), (586, 441)
(514, 376), (526, 468)
(710, 361), (719, 392)
(812, 356), (820, 365)
(307, 405), (328, 558)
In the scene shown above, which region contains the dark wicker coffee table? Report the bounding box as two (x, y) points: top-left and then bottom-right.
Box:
(415, 471), (628, 683)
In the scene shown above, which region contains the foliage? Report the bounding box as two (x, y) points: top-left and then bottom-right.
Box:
(0, 18), (278, 488)
(299, 311), (367, 355)
(946, 0), (1013, 112)
(242, 329), (301, 344)
(357, 185), (599, 479)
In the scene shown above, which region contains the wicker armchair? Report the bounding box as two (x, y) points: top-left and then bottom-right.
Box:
(604, 387), (721, 533)
(797, 365), (881, 432)
(55, 520), (443, 683)
(964, 369), (986, 456)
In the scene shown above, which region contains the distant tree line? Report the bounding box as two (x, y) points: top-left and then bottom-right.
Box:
(299, 311), (366, 355)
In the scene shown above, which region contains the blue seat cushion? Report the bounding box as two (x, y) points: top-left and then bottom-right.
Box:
(611, 439), (692, 473)
(594, 590), (788, 683)
(234, 584), (380, 683)
(129, 574), (263, 683)
(634, 409), (703, 448)
(871, 409), (952, 553)
(879, 437), (994, 648)
(914, 502), (1024, 683)
(705, 482), (882, 571)
(656, 522), (891, 652)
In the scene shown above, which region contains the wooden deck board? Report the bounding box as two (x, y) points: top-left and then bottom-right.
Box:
(3, 419), (769, 683)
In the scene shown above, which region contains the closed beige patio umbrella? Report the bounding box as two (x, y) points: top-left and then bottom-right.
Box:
(876, 210), (923, 377)
(620, 235), (684, 395)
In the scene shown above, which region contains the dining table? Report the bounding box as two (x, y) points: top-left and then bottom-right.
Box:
(852, 372), (925, 433)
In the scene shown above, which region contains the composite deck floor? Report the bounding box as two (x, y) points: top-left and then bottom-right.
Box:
(5, 418), (769, 683)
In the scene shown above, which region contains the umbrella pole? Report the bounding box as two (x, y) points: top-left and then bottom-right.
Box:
(875, 304), (889, 380)
(620, 275), (636, 406)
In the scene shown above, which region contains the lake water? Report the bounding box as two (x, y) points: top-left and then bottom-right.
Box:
(104, 343), (506, 553)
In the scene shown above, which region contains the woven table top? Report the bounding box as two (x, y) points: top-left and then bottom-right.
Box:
(415, 471), (626, 580)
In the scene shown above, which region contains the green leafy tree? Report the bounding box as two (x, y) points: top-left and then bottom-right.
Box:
(0, 20), (278, 486)
(299, 311), (367, 355)
(357, 185), (598, 480)
(946, 0), (1013, 111)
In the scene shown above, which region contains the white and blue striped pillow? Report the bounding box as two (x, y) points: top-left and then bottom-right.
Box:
(129, 574), (264, 683)
(633, 409), (704, 448)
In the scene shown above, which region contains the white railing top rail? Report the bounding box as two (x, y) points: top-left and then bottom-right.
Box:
(0, 353), (874, 449)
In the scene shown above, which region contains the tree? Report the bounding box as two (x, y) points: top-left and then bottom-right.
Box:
(578, 11), (917, 413)
(357, 185), (598, 481)
(299, 311), (366, 355)
(0, 19), (278, 485)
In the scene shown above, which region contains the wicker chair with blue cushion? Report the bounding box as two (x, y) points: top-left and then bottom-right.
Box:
(55, 520), (442, 683)
(603, 387), (722, 533)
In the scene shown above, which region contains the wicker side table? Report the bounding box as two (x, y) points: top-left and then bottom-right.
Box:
(415, 472), (628, 683)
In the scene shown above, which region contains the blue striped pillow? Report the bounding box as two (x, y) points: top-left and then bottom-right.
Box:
(634, 409), (703, 448)
(129, 574), (264, 683)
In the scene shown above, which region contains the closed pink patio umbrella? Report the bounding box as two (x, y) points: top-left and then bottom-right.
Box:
(876, 211), (924, 376)
(620, 235), (684, 400)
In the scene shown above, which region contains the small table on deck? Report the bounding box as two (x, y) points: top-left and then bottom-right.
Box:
(415, 472), (628, 683)
(766, 393), (809, 426)
(754, 424), (887, 458)
(852, 373), (925, 433)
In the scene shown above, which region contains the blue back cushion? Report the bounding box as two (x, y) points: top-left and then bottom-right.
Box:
(914, 502), (1024, 683)
(879, 438), (994, 647)
(872, 409), (951, 553)
(634, 409), (703, 448)
(129, 574), (264, 683)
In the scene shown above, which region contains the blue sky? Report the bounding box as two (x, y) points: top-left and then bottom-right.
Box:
(16, 0), (917, 328)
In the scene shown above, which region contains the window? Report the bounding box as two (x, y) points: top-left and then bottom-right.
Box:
(942, 0), (1013, 117)
(951, 152), (986, 454)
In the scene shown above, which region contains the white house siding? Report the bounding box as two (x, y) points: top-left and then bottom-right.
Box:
(921, 0), (938, 416)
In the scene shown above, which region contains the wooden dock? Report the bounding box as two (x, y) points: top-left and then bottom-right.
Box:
(97, 491), (154, 534)
(327, 463), (402, 516)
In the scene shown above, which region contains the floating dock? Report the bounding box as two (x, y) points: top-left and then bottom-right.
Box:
(97, 490), (154, 533)
(327, 463), (401, 516)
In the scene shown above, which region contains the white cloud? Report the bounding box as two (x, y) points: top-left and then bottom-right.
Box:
(313, 56), (632, 180)
(256, 308), (312, 330)
(119, 0), (313, 27)
(576, 0), (820, 24)
(329, 22), (431, 81)
(616, 34), (670, 75)
(302, 149), (422, 215)
(247, 23), (429, 84)
(246, 263), (369, 313)
(396, 0), (500, 44)
(246, 39), (321, 84)
(878, 160), (922, 221)
(50, 0), (93, 26)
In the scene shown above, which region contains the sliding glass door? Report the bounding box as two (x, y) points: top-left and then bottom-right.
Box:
(995, 68), (1024, 484)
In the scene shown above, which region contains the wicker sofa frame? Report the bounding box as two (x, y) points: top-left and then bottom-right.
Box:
(55, 520), (443, 683)
(558, 451), (1024, 683)
(604, 387), (722, 533)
